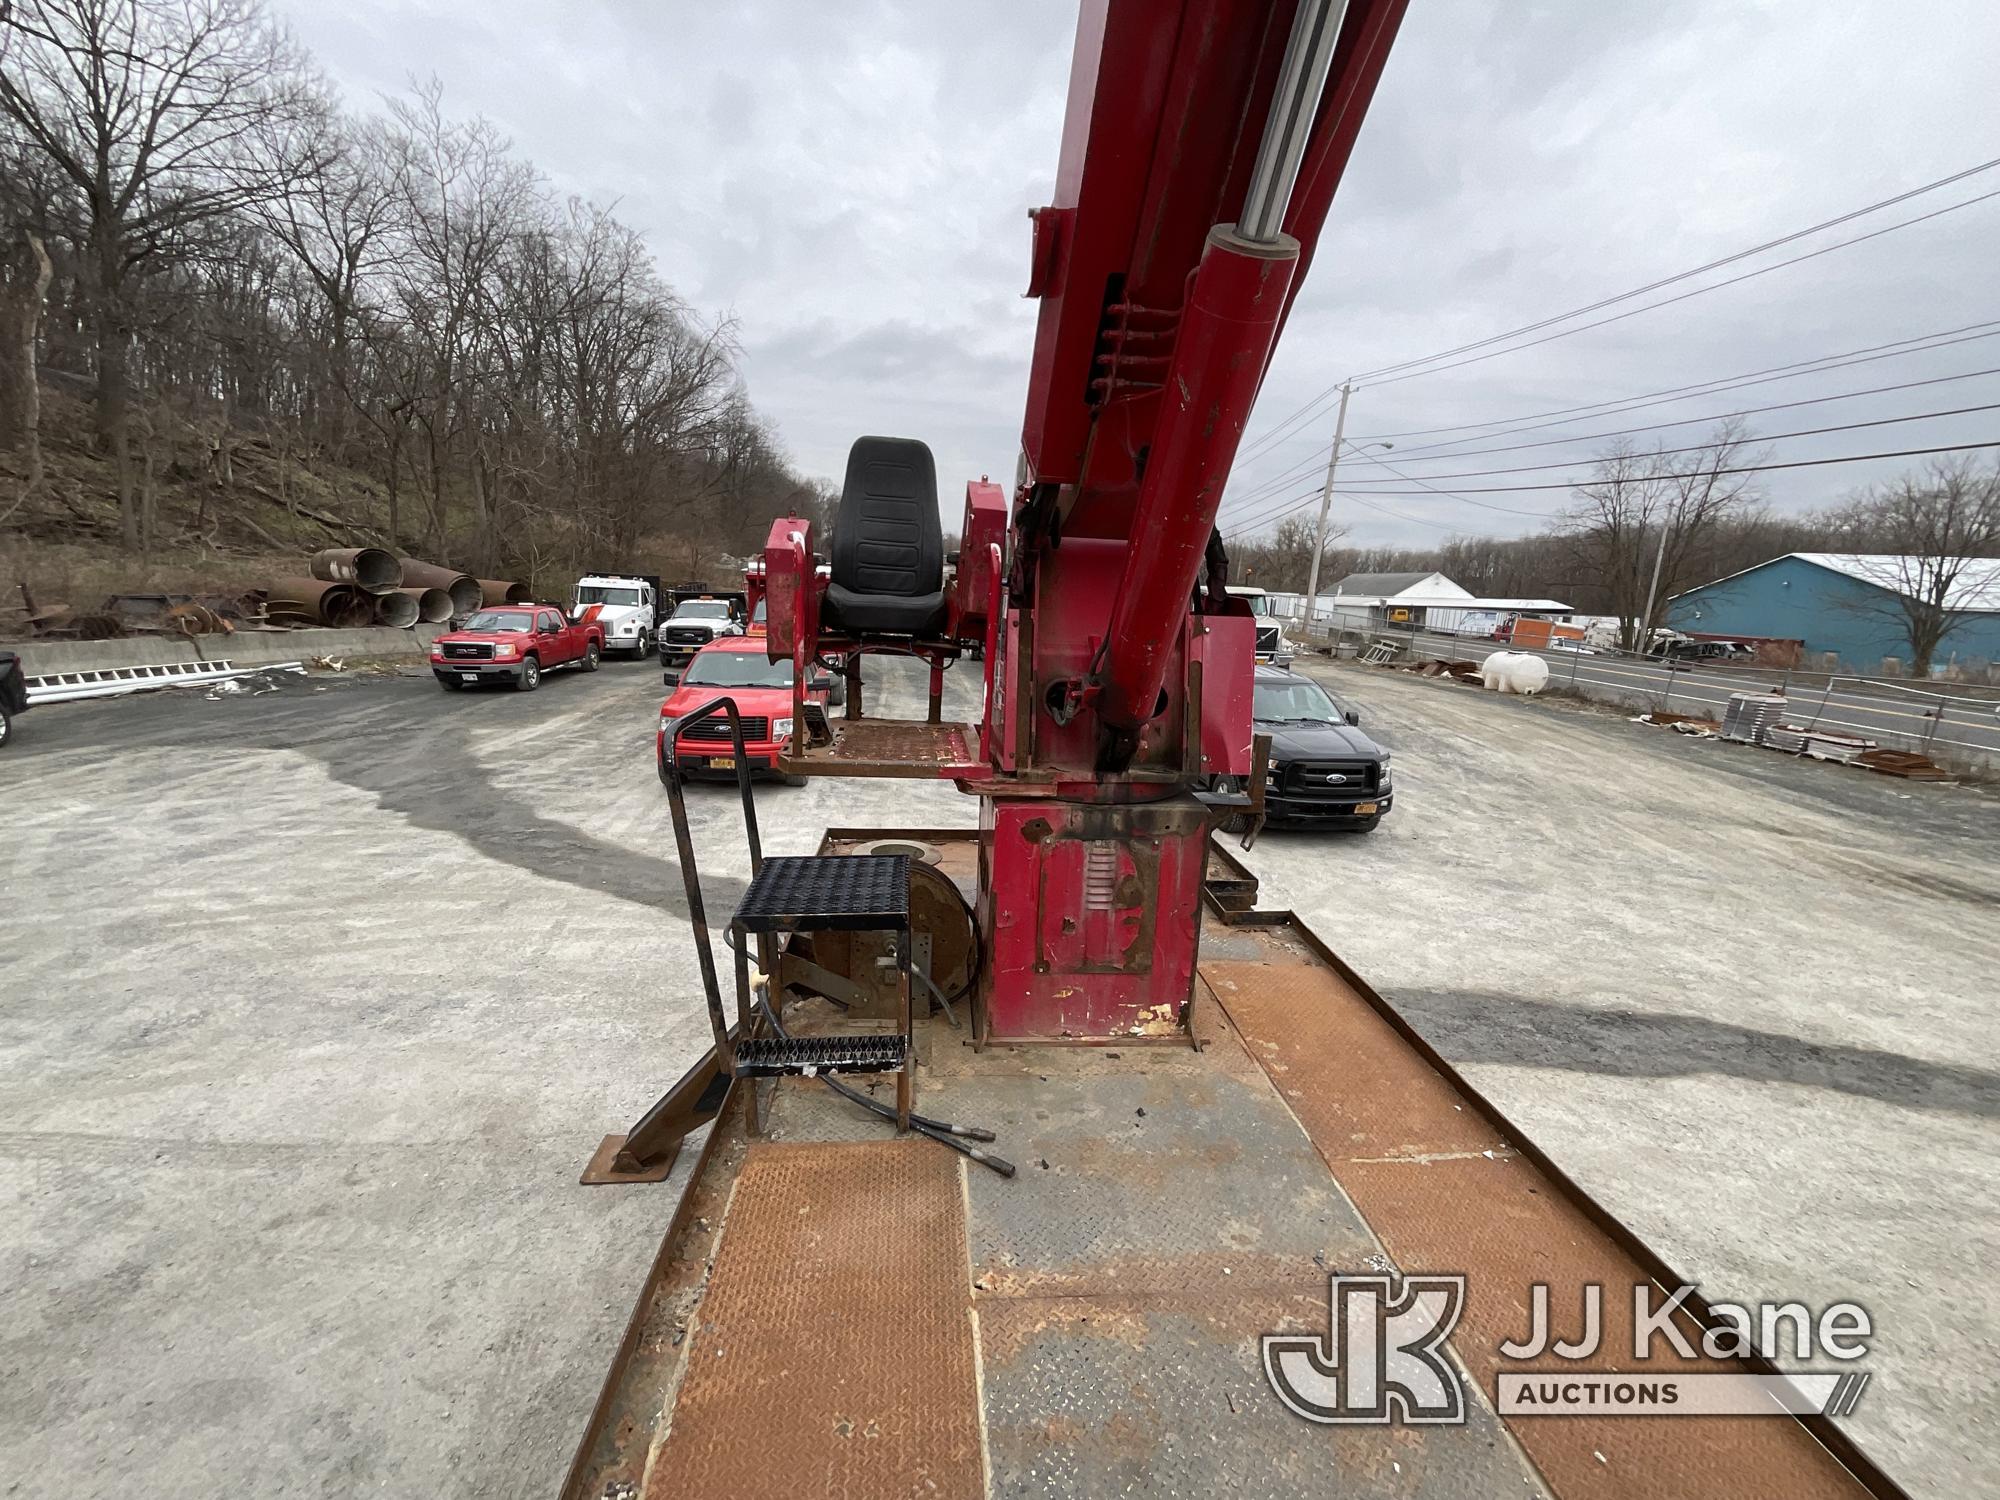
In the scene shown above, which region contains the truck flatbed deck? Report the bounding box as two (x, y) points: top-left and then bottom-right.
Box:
(563, 831), (1898, 1500)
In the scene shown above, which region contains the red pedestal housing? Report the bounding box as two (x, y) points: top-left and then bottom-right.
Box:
(978, 796), (1209, 1042)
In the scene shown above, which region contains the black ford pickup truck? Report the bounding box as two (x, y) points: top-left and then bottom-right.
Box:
(1215, 664), (1394, 832)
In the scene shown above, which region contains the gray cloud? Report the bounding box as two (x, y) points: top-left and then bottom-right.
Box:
(277, 0), (2000, 547)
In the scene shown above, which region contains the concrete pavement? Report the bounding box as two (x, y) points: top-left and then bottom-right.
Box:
(2, 649), (1993, 1496)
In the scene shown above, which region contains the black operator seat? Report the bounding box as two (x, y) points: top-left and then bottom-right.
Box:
(823, 436), (947, 635)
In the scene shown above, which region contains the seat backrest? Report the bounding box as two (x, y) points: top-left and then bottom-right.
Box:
(830, 437), (942, 598)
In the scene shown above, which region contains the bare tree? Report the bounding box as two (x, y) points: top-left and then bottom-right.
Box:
(1827, 457), (2000, 675)
(0, 0), (324, 548)
(1233, 512), (1347, 593)
(1563, 419), (1762, 648)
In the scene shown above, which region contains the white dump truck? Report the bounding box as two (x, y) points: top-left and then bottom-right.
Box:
(571, 572), (661, 659)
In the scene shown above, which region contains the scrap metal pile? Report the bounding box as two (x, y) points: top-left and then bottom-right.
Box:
(1638, 691), (1958, 780)
(11, 549), (531, 640)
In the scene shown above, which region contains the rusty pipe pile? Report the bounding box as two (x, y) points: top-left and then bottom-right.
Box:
(479, 578), (532, 605)
(310, 547), (401, 594)
(397, 559), (484, 615)
(371, 590), (421, 628)
(395, 586), (455, 623)
(261, 577), (377, 630)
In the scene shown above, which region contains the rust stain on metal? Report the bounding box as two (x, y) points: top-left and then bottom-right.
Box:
(1203, 959), (1507, 1160)
(644, 1140), (983, 1500)
(1214, 957), (1875, 1500)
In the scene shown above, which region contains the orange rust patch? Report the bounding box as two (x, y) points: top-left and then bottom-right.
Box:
(1212, 957), (1874, 1500)
(644, 1140), (982, 1500)
(1203, 959), (1505, 1159)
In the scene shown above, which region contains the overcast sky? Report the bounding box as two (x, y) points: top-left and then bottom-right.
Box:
(278, 0), (2000, 549)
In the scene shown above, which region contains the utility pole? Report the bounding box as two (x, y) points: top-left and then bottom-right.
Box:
(1302, 382), (1351, 635)
(1636, 517), (1671, 654)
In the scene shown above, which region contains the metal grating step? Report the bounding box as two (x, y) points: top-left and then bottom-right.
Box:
(734, 1034), (908, 1077)
(734, 854), (910, 932)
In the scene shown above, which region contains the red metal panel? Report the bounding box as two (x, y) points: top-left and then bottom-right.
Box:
(952, 481), (1009, 631)
(981, 799), (1207, 1041)
(1192, 614), (1254, 776)
(760, 517), (816, 663)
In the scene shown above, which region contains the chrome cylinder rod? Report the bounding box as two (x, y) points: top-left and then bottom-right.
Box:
(1237, 0), (1351, 244)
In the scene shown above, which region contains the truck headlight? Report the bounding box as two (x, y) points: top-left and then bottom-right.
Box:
(493, 643), (517, 659)
(772, 716), (793, 740)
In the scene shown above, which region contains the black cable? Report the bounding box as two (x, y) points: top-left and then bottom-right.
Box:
(752, 990), (1015, 1176)
(1236, 317), (2000, 474)
(1354, 184), (2000, 387)
(1358, 321), (2000, 448)
(1233, 439), (2000, 524)
(1228, 363), (2000, 508)
(1238, 159), (2000, 455)
(1248, 400), (2000, 488)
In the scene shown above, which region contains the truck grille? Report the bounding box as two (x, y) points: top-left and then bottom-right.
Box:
(1255, 625), (1282, 653)
(681, 716), (769, 743)
(441, 642), (493, 660)
(1285, 759), (1375, 793)
(664, 626), (712, 646)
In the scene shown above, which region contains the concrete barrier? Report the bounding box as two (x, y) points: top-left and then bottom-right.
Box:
(8, 625), (442, 678)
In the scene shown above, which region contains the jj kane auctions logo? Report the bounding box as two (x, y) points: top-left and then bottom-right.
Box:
(1265, 1274), (1874, 1424)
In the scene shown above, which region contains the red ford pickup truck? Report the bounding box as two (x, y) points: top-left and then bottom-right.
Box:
(656, 637), (830, 786)
(431, 605), (604, 691)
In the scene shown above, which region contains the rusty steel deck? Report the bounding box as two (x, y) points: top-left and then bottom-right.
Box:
(562, 831), (1906, 1500)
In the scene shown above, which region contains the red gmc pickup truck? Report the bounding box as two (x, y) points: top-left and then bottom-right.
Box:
(656, 636), (831, 785)
(430, 605), (604, 691)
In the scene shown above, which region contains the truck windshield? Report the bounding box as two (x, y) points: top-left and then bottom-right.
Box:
(576, 585), (641, 606)
(683, 653), (793, 689)
(674, 600), (731, 620)
(461, 610), (534, 632)
(1254, 679), (1340, 722)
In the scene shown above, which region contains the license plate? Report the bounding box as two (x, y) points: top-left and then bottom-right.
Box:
(710, 757), (734, 770)
(460, 673), (479, 683)
(1354, 802), (1378, 815)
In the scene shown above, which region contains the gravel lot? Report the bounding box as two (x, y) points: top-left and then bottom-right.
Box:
(1, 651), (1992, 1497)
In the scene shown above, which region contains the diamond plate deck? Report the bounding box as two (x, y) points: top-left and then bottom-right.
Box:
(978, 1293), (1541, 1500)
(953, 1065), (1374, 1298)
(1211, 956), (1874, 1500)
(734, 853), (910, 931)
(643, 1140), (983, 1500)
(787, 719), (980, 778)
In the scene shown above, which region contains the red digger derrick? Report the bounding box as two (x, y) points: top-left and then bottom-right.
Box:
(567, 4), (1909, 1498)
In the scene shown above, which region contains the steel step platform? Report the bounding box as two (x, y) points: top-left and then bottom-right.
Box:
(732, 1034), (909, 1077)
(733, 853), (910, 932)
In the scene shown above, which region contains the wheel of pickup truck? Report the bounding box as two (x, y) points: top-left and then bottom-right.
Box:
(1208, 774), (1249, 835)
(516, 656), (541, 691)
(0, 705), (11, 748)
(582, 641), (601, 672)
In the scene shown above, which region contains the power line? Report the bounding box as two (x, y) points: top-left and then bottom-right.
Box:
(1348, 155), (2000, 383)
(1341, 365), (2000, 465)
(1217, 345), (2000, 519)
(1266, 400), (2000, 487)
(1355, 187), (2000, 392)
(1233, 157), (2000, 457)
(1236, 442), (1999, 528)
(1364, 319), (2000, 445)
(1223, 318), (2000, 502)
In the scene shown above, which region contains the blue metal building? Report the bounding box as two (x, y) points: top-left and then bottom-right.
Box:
(1667, 552), (2000, 670)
